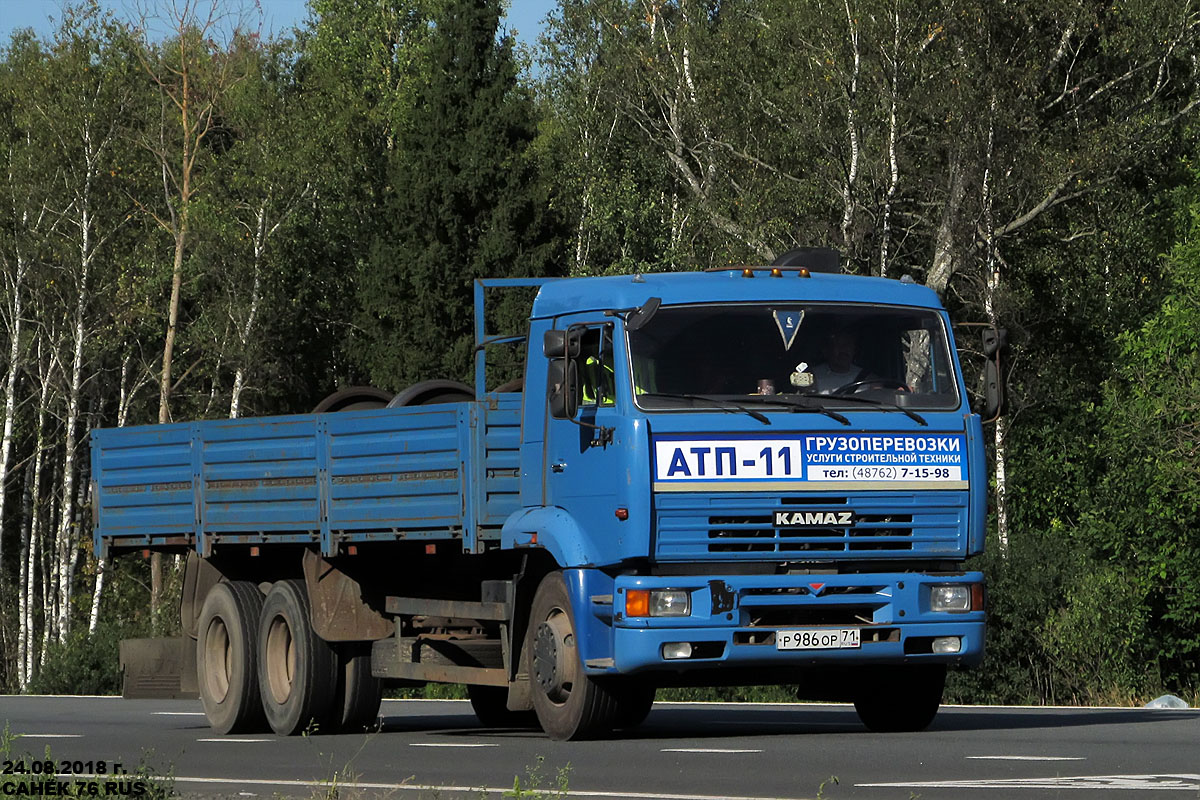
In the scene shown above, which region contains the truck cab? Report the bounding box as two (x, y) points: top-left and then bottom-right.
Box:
(499, 268), (985, 737)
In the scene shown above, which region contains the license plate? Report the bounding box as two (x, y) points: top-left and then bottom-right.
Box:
(776, 628), (861, 650)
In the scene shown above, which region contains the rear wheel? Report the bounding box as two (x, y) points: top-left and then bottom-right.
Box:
(197, 581), (267, 734)
(527, 572), (621, 740)
(853, 665), (945, 732)
(258, 579), (339, 735)
(467, 685), (539, 729)
(334, 643), (383, 732)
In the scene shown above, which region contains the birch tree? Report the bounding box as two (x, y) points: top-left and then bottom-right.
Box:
(135, 0), (247, 617)
(0, 35), (59, 577)
(28, 6), (140, 643)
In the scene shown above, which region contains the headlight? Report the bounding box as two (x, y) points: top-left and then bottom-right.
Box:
(930, 584), (972, 613)
(625, 589), (692, 617)
(650, 590), (691, 616)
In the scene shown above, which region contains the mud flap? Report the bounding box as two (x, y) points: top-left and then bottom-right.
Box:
(119, 637), (198, 699)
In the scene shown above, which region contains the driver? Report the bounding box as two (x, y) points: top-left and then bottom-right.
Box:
(810, 328), (873, 394)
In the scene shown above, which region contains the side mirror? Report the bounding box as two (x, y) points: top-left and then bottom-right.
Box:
(547, 359), (579, 419)
(981, 327), (1007, 357)
(982, 359), (1003, 419)
(626, 297), (662, 332)
(543, 329), (581, 359)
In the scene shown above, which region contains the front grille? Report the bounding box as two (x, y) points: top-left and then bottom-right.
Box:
(743, 605), (879, 627)
(707, 509), (912, 553)
(655, 492), (965, 561)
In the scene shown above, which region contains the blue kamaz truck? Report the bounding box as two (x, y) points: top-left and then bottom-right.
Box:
(92, 259), (990, 740)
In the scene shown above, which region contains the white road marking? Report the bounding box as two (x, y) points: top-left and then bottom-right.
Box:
(713, 720), (842, 726)
(16, 734), (82, 738)
(171, 775), (812, 800)
(859, 774), (1200, 791)
(17, 695), (1168, 711)
(152, 712), (206, 716)
(195, 738), (272, 743)
(966, 756), (1087, 761)
(661, 748), (763, 754)
(408, 743), (500, 748)
(18, 695), (120, 699)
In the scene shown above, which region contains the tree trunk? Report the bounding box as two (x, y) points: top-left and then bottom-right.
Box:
(54, 207), (94, 644)
(927, 154), (967, 295)
(840, 0), (861, 255)
(18, 458), (34, 688)
(879, 1), (901, 278)
(21, 343), (52, 686)
(0, 254), (26, 572)
(87, 557), (105, 636)
(981, 94), (1008, 555)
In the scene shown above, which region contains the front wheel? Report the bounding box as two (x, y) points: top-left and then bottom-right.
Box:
(853, 664), (945, 732)
(527, 572), (621, 740)
(612, 682), (655, 730)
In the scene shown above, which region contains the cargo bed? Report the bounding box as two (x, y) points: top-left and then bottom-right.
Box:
(91, 396), (522, 558)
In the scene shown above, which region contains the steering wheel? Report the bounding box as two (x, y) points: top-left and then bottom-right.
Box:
(834, 379), (910, 394)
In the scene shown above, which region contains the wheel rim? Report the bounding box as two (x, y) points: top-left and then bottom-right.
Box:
(265, 614), (296, 705)
(533, 607), (575, 705)
(203, 617), (231, 703)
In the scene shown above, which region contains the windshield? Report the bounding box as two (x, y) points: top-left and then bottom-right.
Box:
(628, 303), (960, 411)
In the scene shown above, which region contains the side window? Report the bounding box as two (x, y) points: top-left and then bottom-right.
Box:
(579, 325), (616, 407)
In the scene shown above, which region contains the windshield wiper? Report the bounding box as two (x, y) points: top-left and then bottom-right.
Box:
(637, 393), (771, 425)
(793, 391), (928, 426)
(731, 394), (851, 426)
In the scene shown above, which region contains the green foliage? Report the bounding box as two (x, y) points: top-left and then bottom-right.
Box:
(1072, 185), (1200, 692)
(355, 0), (563, 389)
(503, 757), (571, 800)
(25, 622), (127, 696)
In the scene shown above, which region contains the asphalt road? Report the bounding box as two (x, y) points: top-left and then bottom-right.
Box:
(1, 695), (1198, 799)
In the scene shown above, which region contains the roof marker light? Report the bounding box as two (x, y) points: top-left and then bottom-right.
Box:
(742, 268), (755, 278)
(770, 268), (782, 277)
(799, 268), (811, 278)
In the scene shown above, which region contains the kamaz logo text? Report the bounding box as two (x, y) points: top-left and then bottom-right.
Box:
(773, 510), (856, 527)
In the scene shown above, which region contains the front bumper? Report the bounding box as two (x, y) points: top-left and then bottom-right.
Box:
(576, 570), (984, 675)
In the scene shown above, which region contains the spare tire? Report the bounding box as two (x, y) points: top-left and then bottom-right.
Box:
(387, 380), (473, 407)
(312, 386), (393, 413)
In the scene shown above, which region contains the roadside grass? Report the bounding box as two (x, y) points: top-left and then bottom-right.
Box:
(0, 723), (176, 799)
(296, 717), (571, 800)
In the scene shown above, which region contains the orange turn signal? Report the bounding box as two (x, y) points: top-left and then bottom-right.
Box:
(625, 589), (650, 617)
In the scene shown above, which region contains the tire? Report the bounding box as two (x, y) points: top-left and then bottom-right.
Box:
(468, 685), (538, 729)
(257, 579), (339, 735)
(335, 643), (383, 732)
(853, 664), (946, 732)
(197, 581), (267, 735)
(612, 682), (656, 730)
(527, 572), (621, 740)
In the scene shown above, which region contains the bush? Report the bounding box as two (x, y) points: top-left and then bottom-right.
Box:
(26, 621), (133, 696)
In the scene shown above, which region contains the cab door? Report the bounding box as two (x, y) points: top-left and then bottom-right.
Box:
(543, 319), (625, 544)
